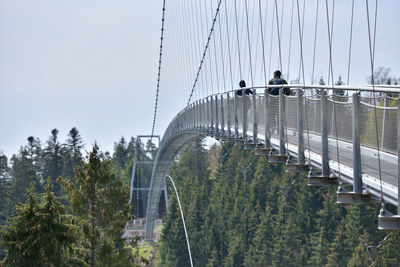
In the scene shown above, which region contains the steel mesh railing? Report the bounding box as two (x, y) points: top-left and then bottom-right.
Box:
(147, 85), (400, 241)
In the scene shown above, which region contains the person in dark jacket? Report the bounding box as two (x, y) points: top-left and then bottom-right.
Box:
(268, 70), (291, 95)
(236, 80), (253, 96)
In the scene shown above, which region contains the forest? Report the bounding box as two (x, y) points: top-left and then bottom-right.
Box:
(0, 127), (145, 266)
(158, 140), (400, 266)
(1, 125), (400, 266)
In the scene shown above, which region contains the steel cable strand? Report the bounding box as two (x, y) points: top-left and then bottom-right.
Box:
(258, 0), (268, 86)
(194, 0), (206, 99)
(268, 0), (275, 77)
(365, 0), (384, 202)
(295, 0), (312, 166)
(217, 1), (227, 94)
(199, 0), (211, 96)
(151, 0), (167, 138)
(211, 0), (221, 94)
(324, 0), (342, 181)
(297, 0), (306, 82)
(233, 0), (243, 80)
(190, 0), (202, 101)
(244, 0), (254, 86)
(183, 0), (197, 104)
(187, 0), (223, 105)
(224, 0), (234, 90)
(346, 0), (355, 85)
(326, 0), (335, 85)
(311, 0), (320, 85)
(286, 0), (295, 82)
(274, 0), (290, 156)
(205, 0), (215, 96)
(180, 1), (193, 106)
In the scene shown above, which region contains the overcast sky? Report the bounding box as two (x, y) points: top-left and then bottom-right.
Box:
(0, 0), (399, 158)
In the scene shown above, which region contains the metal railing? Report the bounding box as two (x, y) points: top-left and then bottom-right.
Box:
(145, 84), (400, 241)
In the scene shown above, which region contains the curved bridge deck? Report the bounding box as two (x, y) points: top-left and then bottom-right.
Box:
(145, 84), (400, 240)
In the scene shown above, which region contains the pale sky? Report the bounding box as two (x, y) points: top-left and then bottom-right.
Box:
(1, 0), (399, 158)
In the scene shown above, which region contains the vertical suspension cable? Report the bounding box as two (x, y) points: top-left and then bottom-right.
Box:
(311, 0), (320, 84)
(258, 0), (268, 85)
(326, 0), (335, 85)
(346, 0), (355, 85)
(150, 0), (167, 138)
(224, 0), (234, 90)
(286, 0), (294, 82)
(205, 0), (215, 95)
(218, 1), (227, 93)
(324, 0), (342, 181)
(244, 0), (254, 86)
(187, 0), (223, 105)
(211, 0), (220, 94)
(268, 0), (275, 77)
(365, 0), (383, 202)
(234, 0), (243, 80)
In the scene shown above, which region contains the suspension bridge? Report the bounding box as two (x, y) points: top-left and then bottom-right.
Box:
(127, 0), (400, 246)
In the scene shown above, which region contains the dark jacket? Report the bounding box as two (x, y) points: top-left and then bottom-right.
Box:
(268, 78), (290, 96)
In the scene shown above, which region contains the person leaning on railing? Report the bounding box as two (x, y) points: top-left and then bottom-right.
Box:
(268, 70), (291, 96)
(236, 80), (253, 96)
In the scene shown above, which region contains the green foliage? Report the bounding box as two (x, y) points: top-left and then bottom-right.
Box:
(1, 182), (79, 266)
(157, 139), (399, 266)
(59, 144), (137, 267)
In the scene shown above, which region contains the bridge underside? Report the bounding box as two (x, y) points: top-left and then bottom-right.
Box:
(145, 85), (400, 241)
(145, 131), (203, 240)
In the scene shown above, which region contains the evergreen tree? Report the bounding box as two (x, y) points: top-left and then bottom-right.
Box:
(10, 147), (42, 206)
(1, 182), (78, 266)
(59, 144), (136, 266)
(158, 196), (190, 267)
(327, 218), (347, 267)
(43, 129), (63, 195)
(62, 127), (84, 179)
(0, 152), (10, 223)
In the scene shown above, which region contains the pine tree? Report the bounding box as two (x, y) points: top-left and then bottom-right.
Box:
(1, 182), (78, 266)
(159, 196), (190, 266)
(327, 218), (347, 267)
(59, 144), (137, 266)
(61, 127), (84, 180)
(0, 152), (10, 223)
(43, 129), (63, 195)
(10, 146), (42, 206)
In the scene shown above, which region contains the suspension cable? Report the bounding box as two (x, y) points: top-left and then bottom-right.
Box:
(346, 0), (355, 85)
(311, 0), (320, 84)
(258, 0), (268, 85)
(325, 0), (342, 181)
(166, 175), (193, 267)
(286, 0), (295, 82)
(365, 0), (384, 202)
(224, 0), (234, 90)
(245, 0), (254, 86)
(150, 0), (167, 138)
(187, 0), (223, 105)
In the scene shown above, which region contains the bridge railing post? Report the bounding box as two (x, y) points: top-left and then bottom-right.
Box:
(265, 88), (271, 149)
(321, 89), (330, 177)
(227, 92), (232, 137)
(353, 92), (362, 194)
(234, 92), (239, 137)
(201, 99), (206, 130)
(297, 88), (305, 165)
(242, 92), (248, 141)
(210, 96), (214, 133)
(279, 87), (286, 155)
(252, 91), (257, 143)
(220, 94), (225, 136)
(398, 98), (400, 214)
(215, 95), (219, 135)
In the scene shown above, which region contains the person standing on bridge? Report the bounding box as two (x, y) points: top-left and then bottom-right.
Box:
(268, 70), (291, 96)
(236, 80), (253, 96)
